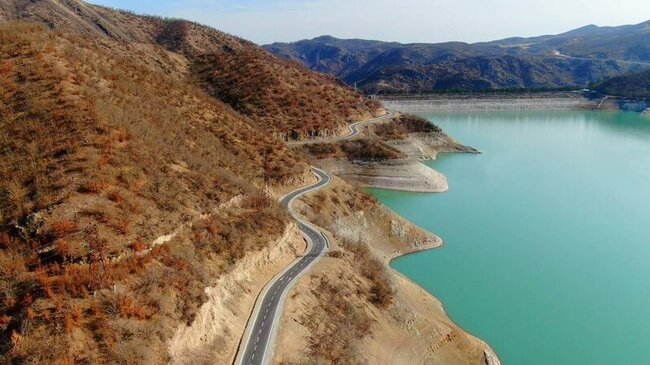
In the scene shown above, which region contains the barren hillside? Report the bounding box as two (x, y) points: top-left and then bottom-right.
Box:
(0, 0), (383, 139)
(0, 19), (319, 363)
(0, 1), (384, 362)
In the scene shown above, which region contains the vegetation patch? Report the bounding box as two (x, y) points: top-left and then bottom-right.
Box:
(593, 69), (650, 99)
(300, 274), (374, 364)
(375, 114), (442, 140)
(302, 140), (403, 161)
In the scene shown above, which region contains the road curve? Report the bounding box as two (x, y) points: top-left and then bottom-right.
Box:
(343, 111), (393, 139)
(234, 167), (332, 365)
(288, 111), (394, 146)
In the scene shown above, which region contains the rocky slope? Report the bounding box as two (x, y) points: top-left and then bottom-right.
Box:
(264, 21), (650, 93)
(0, 19), (314, 363)
(0, 0), (382, 362)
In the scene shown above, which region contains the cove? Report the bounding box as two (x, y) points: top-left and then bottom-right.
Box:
(369, 111), (650, 365)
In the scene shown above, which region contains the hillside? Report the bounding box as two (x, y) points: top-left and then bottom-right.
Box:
(0, 0), (382, 140)
(264, 21), (650, 93)
(0, 0), (385, 362)
(0, 20), (314, 363)
(593, 69), (650, 98)
(488, 21), (650, 61)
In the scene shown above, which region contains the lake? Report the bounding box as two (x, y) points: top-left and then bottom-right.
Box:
(369, 111), (650, 365)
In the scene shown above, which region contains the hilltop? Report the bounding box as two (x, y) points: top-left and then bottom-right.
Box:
(264, 21), (650, 93)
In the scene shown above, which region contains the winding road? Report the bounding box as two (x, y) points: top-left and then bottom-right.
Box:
(234, 167), (332, 365)
(234, 112), (394, 365)
(343, 111), (393, 139)
(288, 111), (393, 145)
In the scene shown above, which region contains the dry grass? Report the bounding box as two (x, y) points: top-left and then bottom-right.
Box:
(194, 52), (381, 140)
(300, 275), (373, 365)
(298, 183), (395, 308)
(339, 140), (403, 161)
(374, 114), (442, 140)
(302, 140), (403, 161)
(343, 241), (395, 308)
(0, 1), (387, 362)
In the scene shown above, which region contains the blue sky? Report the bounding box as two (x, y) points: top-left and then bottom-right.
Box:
(90, 0), (650, 45)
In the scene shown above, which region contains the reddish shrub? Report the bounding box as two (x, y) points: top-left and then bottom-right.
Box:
(79, 181), (108, 194)
(118, 294), (150, 320)
(51, 220), (77, 238)
(130, 239), (147, 253)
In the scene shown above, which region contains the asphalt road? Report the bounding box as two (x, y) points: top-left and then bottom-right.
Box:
(234, 167), (332, 365)
(343, 111), (393, 139)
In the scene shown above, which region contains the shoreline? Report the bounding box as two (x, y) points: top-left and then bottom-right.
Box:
(318, 159), (450, 193)
(304, 113), (480, 193)
(380, 92), (650, 114)
(380, 92), (597, 113)
(380, 199), (503, 365)
(271, 173), (500, 365)
(387, 250), (502, 365)
(372, 110), (650, 362)
(277, 107), (498, 363)
(360, 105), (502, 362)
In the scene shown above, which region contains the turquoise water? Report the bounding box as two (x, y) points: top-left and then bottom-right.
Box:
(369, 111), (650, 365)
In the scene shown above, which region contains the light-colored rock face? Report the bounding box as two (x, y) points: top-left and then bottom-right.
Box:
(384, 132), (479, 160)
(485, 349), (503, 365)
(381, 95), (595, 113)
(317, 159), (449, 193)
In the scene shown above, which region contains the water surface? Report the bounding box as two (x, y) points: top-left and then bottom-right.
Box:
(369, 111), (650, 365)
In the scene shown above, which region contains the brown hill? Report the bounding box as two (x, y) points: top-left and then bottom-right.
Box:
(0, 0), (382, 139)
(0, 0), (383, 362)
(0, 20), (316, 363)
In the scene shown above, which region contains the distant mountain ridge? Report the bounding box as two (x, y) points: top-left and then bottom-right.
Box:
(264, 21), (650, 93)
